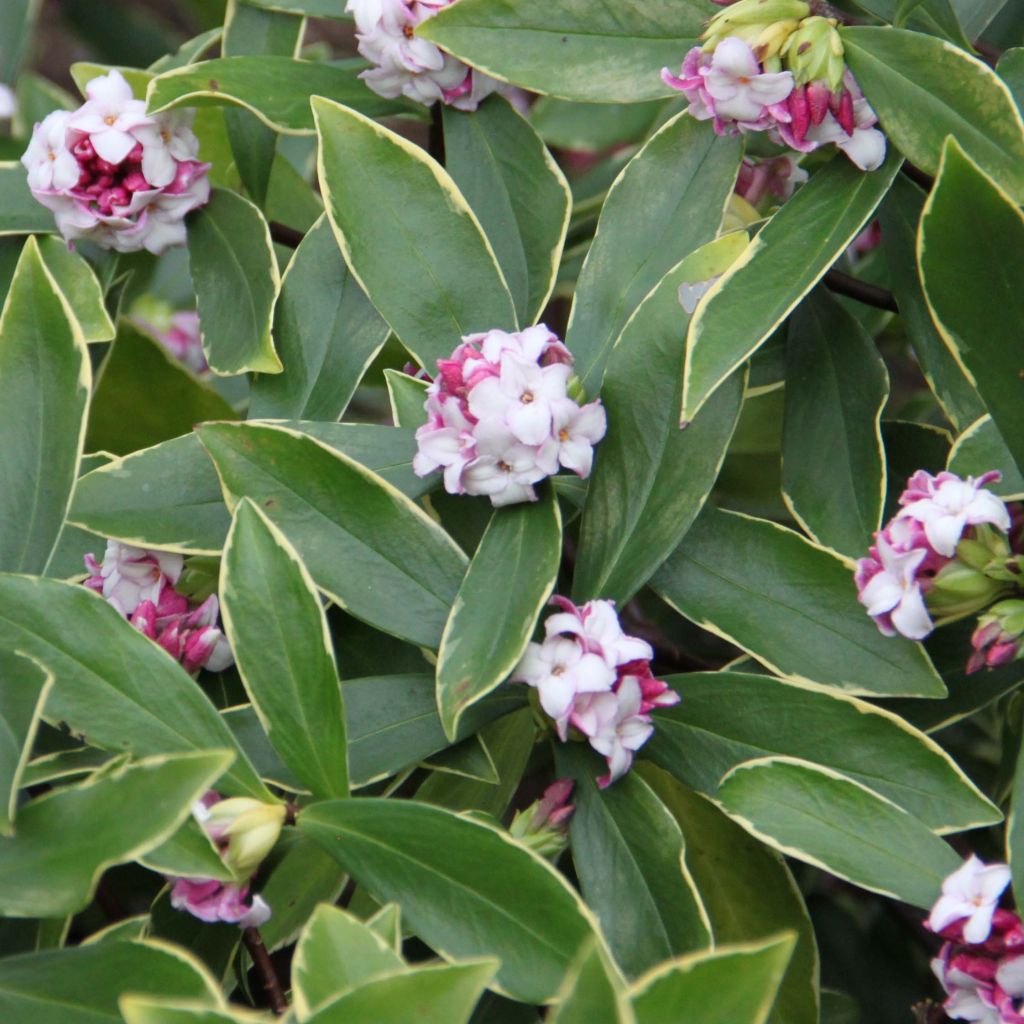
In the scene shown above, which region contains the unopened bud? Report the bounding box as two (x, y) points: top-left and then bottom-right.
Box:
(203, 798), (287, 881)
(509, 780), (575, 860)
(968, 600), (1024, 674)
(927, 560), (1010, 622)
(702, 0), (810, 50)
(782, 16), (845, 89)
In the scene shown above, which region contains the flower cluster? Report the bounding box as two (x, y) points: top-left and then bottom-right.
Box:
(85, 541), (233, 675)
(926, 856), (1024, 1023)
(413, 326), (607, 507)
(662, 1), (886, 171)
(346, 0), (512, 110)
(168, 791), (285, 928)
(137, 309), (208, 375)
(855, 470), (1012, 643)
(512, 597), (679, 787)
(734, 153), (808, 209)
(22, 70), (209, 253)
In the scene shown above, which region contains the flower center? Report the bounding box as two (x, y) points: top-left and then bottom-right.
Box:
(737, 75), (751, 84)
(104, 114), (117, 126)
(559, 428), (570, 442)
(497, 460), (512, 473)
(521, 391), (534, 404)
(161, 129), (171, 143)
(402, 23), (414, 38)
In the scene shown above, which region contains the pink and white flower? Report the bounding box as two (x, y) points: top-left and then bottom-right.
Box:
(928, 856), (1012, 945)
(149, 310), (208, 375)
(169, 877), (270, 928)
(932, 951), (1000, 1023)
(21, 70), (210, 253)
(855, 534), (934, 640)
(700, 37), (795, 122)
(570, 677), (655, 788)
(84, 541), (183, 617)
(735, 154), (808, 207)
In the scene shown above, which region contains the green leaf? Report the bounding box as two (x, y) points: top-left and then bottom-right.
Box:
(85, 322), (236, 457)
(443, 97), (570, 323)
(293, 905), (405, 1020)
(0, 0), (39, 83)
(878, 175), (984, 431)
(640, 767), (818, 1024)
(954, 0), (1009, 37)
(437, 488), (561, 740)
(0, 164), (58, 235)
(0, 751), (230, 917)
(385, 370), (429, 429)
(948, 416), (1024, 497)
(530, 97), (668, 152)
(573, 235), (747, 605)
(0, 236), (90, 575)
(644, 671), (999, 833)
(714, 757), (962, 907)
(682, 151), (900, 422)
(0, 574), (271, 799)
(628, 936), (796, 1024)
(999, 48), (1024, 111)
(781, 289), (889, 559)
(312, 97), (516, 370)
(548, 938), (635, 1024)
(187, 188), (282, 375)
(139, 816), (233, 883)
(305, 961), (498, 1024)
(650, 505), (945, 697)
(343, 675), (525, 788)
(918, 138), (1024, 474)
(417, 0), (711, 103)
(147, 57), (416, 133)
(147, 27), (224, 74)
(119, 1000), (245, 1024)
(299, 798), (598, 1003)
(0, 939), (223, 1023)
(0, 652), (51, 835)
(36, 236), (115, 343)
(565, 114), (742, 395)
(198, 422), (466, 647)
(249, 215), (390, 421)
(68, 423), (433, 556)
(842, 26), (1024, 201)
(242, 0), (345, 13)
(557, 744), (711, 980)
(221, 500), (348, 800)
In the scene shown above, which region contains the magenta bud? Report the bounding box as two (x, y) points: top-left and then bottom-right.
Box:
(806, 80), (831, 126)
(834, 88), (855, 135)
(123, 170), (149, 192)
(72, 138), (95, 161)
(787, 85), (810, 142)
(94, 157), (121, 175)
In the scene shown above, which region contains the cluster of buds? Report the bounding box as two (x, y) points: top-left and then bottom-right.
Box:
(84, 541), (233, 676)
(346, 0), (514, 110)
(855, 470), (1014, 648)
(413, 326), (607, 507)
(21, 70), (209, 254)
(734, 153), (808, 209)
(512, 597), (679, 787)
(662, 0), (886, 171)
(926, 856), (1024, 1023)
(508, 779), (575, 859)
(133, 305), (208, 375)
(169, 791), (285, 928)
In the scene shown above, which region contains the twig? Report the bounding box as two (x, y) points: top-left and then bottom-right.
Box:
(242, 927), (288, 1016)
(824, 268), (899, 313)
(428, 103), (446, 165)
(269, 221), (304, 249)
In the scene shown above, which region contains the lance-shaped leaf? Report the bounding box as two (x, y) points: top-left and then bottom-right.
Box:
(715, 757), (962, 907)
(293, 905), (404, 1019)
(36, 236), (114, 343)
(436, 486), (560, 740)
(0, 163), (56, 235)
(417, 0), (709, 104)
(299, 798), (598, 1003)
(221, 500), (348, 800)
(0, 574), (270, 799)
(140, 815), (233, 883)
(650, 505), (945, 697)
(781, 288), (889, 560)
(0, 235), (90, 575)
(0, 751), (231, 917)
(557, 744), (711, 980)
(565, 114), (742, 396)
(0, 652), (52, 835)
(239, 0), (347, 13)
(644, 671), (999, 833)
(85, 322), (236, 457)
(919, 139), (1024, 474)
(312, 97), (516, 370)
(549, 937), (635, 1024)
(443, 96), (570, 323)
(385, 370), (429, 429)
(629, 936), (795, 1024)
(249, 215), (390, 422)
(68, 423), (432, 555)
(187, 187), (282, 375)
(198, 422), (467, 648)
(842, 26), (1024, 201)
(880, 176), (984, 432)
(573, 234), (747, 605)
(640, 767), (818, 1024)
(147, 57), (415, 132)
(0, 939), (224, 1024)
(304, 961), (498, 1024)
(1000, 48), (1024, 110)
(682, 151), (900, 422)
(119, 1001), (248, 1024)
(948, 417), (1024, 498)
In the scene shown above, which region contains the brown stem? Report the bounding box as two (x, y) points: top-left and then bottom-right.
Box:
(428, 103), (446, 165)
(242, 927), (288, 1016)
(824, 268), (899, 313)
(269, 221), (304, 249)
